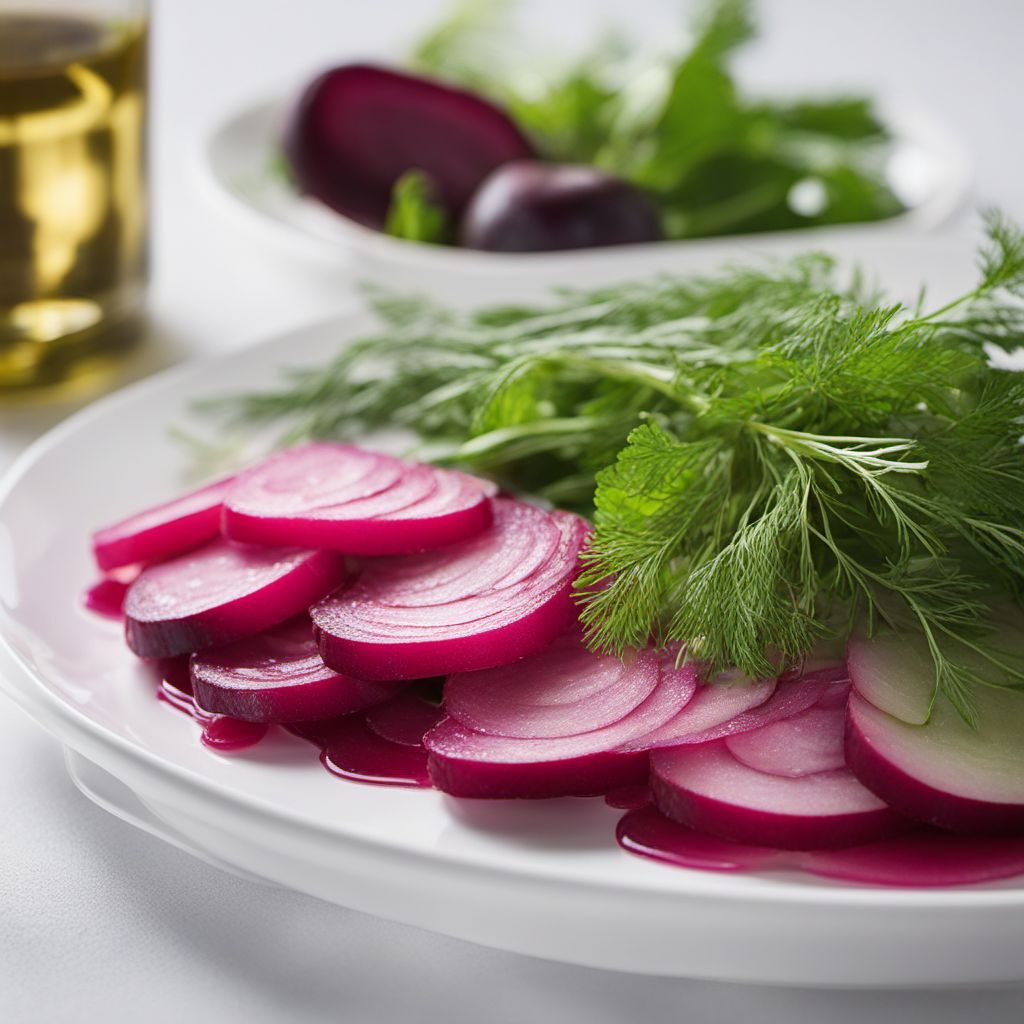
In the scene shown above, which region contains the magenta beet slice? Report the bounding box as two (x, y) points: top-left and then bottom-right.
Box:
(82, 566), (140, 620)
(190, 615), (405, 723)
(222, 442), (497, 555)
(288, 701), (437, 788)
(365, 692), (444, 746)
(460, 161), (664, 252)
(444, 630), (661, 739)
(424, 651), (698, 799)
(92, 475), (235, 571)
(846, 626), (1024, 834)
(311, 499), (589, 680)
(283, 64), (534, 229)
(124, 538), (346, 659)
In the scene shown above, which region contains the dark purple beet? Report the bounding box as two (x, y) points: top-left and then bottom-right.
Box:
(283, 64), (534, 229)
(459, 160), (664, 252)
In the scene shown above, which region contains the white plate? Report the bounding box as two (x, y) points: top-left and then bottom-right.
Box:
(197, 93), (973, 300)
(3, 235), (1024, 988)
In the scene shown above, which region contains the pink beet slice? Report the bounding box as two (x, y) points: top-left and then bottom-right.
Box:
(622, 663), (847, 752)
(846, 624), (1024, 835)
(725, 702), (847, 778)
(222, 442), (497, 555)
(190, 616), (405, 723)
(444, 630), (661, 739)
(124, 538), (346, 659)
(651, 738), (902, 850)
(283, 64), (534, 229)
(424, 653), (698, 799)
(92, 475), (235, 571)
(311, 498), (589, 680)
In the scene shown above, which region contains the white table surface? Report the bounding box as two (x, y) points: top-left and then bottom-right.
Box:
(3, 1), (1024, 1019)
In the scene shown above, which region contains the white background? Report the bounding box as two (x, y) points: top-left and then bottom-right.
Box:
(3, 1), (1024, 1020)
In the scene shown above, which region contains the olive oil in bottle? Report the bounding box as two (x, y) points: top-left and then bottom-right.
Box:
(0, 12), (147, 392)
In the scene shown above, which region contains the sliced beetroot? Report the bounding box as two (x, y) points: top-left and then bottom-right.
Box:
(443, 630), (661, 739)
(623, 663), (846, 752)
(92, 475), (235, 571)
(425, 721), (648, 799)
(283, 64), (534, 229)
(651, 738), (902, 850)
(846, 626), (1024, 834)
(846, 693), (1024, 835)
(617, 806), (1024, 887)
(154, 659), (269, 752)
(190, 615), (405, 723)
(124, 538), (346, 659)
(725, 703), (847, 778)
(365, 692), (444, 746)
(311, 498), (588, 680)
(82, 566), (141, 620)
(460, 161), (664, 252)
(650, 680), (903, 849)
(846, 631), (935, 725)
(425, 652), (698, 799)
(322, 716), (433, 787)
(222, 442), (497, 555)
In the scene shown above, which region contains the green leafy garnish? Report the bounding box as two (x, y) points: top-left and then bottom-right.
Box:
(384, 171), (449, 243)
(408, 0), (901, 238)
(201, 214), (1024, 723)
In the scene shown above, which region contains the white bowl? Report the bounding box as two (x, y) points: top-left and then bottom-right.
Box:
(198, 93), (973, 301)
(3, 234), (1024, 987)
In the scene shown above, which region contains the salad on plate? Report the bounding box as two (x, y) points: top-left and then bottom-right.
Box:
(82, 214), (1024, 888)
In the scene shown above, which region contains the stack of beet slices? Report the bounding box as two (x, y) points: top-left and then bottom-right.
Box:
(85, 442), (1024, 887)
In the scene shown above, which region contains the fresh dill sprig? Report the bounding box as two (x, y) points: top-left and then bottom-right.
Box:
(199, 213), (1024, 723)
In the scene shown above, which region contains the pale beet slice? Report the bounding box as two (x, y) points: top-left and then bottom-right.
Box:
(846, 619), (1024, 834)
(124, 538), (346, 659)
(620, 664), (847, 752)
(190, 615), (405, 723)
(222, 442), (497, 554)
(425, 654), (698, 799)
(311, 499), (588, 680)
(725, 702), (847, 778)
(846, 693), (1024, 835)
(651, 738), (902, 850)
(650, 681), (902, 849)
(92, 475), (235, 571)
(283, 64), (534, 229)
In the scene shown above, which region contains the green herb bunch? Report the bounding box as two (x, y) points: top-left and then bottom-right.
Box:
(390, 0), (901, 241)
(204, 214), (1024, 722)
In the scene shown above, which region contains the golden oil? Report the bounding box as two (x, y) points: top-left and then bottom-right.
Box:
(0, 13), (147, 393)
